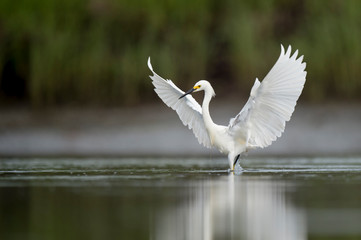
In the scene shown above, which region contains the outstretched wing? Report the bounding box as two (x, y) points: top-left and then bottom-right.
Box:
(228, 45), (307, 148)
(148, 57), (212, 148)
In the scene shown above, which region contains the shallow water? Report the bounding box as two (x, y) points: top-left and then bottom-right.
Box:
(1, 157), (361, 240)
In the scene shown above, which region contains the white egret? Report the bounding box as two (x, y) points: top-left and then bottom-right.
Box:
(148, 45), (306, 170)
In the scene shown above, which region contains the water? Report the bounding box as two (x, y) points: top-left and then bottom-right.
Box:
(1, 157), (361, 240)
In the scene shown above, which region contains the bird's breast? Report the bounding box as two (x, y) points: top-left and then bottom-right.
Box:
(207, 125), (232, 154)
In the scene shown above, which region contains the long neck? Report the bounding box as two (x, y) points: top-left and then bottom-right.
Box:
(202, 90), (216, 129)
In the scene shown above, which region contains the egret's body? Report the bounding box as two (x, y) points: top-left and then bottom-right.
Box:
(148, 45), (307, 170)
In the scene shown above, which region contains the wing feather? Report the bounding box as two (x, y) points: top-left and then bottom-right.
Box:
(228, 45), (307, 148)
(148, 57), (212, 148)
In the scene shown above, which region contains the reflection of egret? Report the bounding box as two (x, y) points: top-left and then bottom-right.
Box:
(153, 174), (306, 240)
(148, 45), (307, 170)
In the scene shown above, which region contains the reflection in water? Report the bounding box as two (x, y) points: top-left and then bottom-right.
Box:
(154, 174), (306, 240)
(2, 157), (360, 239)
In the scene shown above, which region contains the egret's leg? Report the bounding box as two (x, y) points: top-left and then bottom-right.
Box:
(228, 154), (241, 171)
(233, 154), (244, 174)
(233, 154), (240, 167)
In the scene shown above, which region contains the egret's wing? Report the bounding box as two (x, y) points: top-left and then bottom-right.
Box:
(228, 45), (307, 148)
(148, 57), (212, 148)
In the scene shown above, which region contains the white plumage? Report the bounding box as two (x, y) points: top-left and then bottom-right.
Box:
(148, 45), (307, 170)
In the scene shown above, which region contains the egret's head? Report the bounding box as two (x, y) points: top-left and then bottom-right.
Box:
(179, 80), (215, 99)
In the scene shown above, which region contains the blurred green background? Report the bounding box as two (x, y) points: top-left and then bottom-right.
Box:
(0, 0), (360, 107)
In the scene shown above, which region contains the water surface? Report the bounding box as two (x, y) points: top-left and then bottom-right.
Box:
(1, 157), (361, 240)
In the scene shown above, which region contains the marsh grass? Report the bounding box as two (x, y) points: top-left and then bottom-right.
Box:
(1, 0), (360, 106)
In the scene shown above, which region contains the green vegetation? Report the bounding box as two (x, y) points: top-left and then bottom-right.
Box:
(0, 0), (361, 106)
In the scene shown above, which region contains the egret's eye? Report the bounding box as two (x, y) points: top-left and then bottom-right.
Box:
(194, 85), (201, 89)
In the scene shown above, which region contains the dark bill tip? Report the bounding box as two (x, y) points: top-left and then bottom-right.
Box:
(179, 88), (195, 99)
